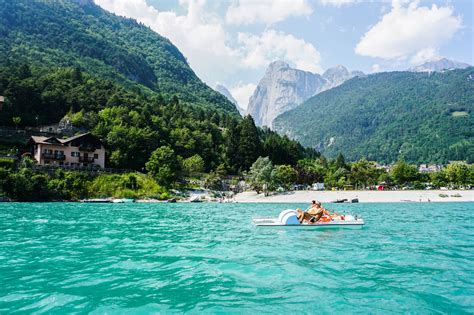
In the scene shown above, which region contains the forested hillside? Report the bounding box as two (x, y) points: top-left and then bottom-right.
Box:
(0, 0), (237, 113)
(0, 63), (316, 173)
(274, 68), (474, 164)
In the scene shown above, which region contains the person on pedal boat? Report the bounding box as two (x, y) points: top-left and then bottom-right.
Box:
(297, 200), (325, 223)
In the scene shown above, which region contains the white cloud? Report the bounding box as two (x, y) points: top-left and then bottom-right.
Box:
(371, 63), (381, 72)
(355, 1), (462, 62)
(410, 48), (441, 65)
(95, 0), (239, 85)
(95, 1), (323, 89)
(238, 30), (323, 73)
(226, 0), (312, 25)
(229, 83), (257, 110)
(319, 0), (362, 7)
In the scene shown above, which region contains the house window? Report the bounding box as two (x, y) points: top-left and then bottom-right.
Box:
(71, 152), (79, 157)
(94, 154), (98, 159)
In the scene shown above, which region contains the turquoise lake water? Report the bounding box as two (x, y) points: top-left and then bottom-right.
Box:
(0, 202), (473, 313)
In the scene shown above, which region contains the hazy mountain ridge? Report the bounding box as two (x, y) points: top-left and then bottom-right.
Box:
(215, 84), (245, 115)
(411, 58), (471, 73)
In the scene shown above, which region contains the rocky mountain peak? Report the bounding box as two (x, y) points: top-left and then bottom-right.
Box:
(246, 62), (326, 128)
(323, 65), (349, 78)
(411, 58), (470, 73)
(267, 60), (291, 72)
(247, 62), (364, 128)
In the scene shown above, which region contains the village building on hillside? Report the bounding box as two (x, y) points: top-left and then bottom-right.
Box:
(28, 133), (105, 168)
(38, 123), (60, 134)
(418, 164), (442, 173)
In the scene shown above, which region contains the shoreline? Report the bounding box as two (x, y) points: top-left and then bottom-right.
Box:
(1, 190), (473, 203)
(234, 190), (474, 203)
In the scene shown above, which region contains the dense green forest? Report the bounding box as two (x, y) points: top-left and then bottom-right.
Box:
(274, 68), (474, 164)
(0, 63), (317, 173)
(0, 0), (237, 114)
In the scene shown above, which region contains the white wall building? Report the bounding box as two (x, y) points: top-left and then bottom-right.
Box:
(28, 133), (105, 168)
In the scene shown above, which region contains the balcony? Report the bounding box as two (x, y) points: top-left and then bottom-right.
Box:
(79, 145), (96, 152)
(42, 153), (66, 161)
(79, 156), (95, 163)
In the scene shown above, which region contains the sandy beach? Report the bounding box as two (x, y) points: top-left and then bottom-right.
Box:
(234, 190), (474, 203)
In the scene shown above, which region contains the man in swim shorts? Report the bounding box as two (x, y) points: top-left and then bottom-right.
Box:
(297, 200), (324, 223)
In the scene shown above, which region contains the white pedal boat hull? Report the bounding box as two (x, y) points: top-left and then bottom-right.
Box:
(253, 218), (365, 228)
(253, 209), (364, 228)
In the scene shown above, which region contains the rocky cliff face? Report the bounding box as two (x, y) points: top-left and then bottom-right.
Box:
(247, 61), (363, 128)
(322, 65), (350, 90)
(246, 61), (326, 127)
(411, 58), (470, 72)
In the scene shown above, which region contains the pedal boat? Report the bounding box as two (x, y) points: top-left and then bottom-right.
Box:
(253, 209), (364, 228)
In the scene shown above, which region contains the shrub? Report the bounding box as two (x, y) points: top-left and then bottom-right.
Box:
(89, 173), (163, 199)
(0, 158), (15, 169)
(159, 192), (170, 200)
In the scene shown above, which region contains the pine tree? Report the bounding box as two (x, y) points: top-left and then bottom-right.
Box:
(225, 118), (241, 173)
(335, 153), (347, 169)
(238, 115), (261, 170)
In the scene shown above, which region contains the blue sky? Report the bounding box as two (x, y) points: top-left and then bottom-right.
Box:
(96, 0), (473, 108)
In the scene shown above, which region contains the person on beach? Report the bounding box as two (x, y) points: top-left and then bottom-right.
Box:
(297, 200), (325, 223)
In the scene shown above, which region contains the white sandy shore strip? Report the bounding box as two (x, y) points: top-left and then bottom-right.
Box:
(234, 190), (474, 203)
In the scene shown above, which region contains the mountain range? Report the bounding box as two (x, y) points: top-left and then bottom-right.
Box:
(215, 58), (471, 129)
(245, 61), (364, 128)
(411, 58), (471, 73)
(274, 67), (474, 164)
